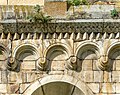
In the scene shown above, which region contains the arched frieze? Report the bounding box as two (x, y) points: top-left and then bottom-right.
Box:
(42, 43), (74, 71)
(107, 42), (120, 70)
(12, 44), (40, 71)
(0, 44), (9, 70)
(75, 42), (101, 71)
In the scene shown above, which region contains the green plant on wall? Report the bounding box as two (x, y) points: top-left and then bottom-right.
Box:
(67, 0), (88, 13)
(80, 0), (88, 5)
(27, 5), (52, 24)
(27, 5), (52, 32)
(110, 9), (119, 18)
(67, 0), (80, 13)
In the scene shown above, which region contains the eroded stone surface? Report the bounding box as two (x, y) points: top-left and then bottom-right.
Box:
(0, 20), (119, 95)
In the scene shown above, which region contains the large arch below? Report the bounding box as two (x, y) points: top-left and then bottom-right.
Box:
(23, 75), (94, 95)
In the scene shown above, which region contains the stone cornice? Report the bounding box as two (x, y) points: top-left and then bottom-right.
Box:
(0, 19), (120, 40)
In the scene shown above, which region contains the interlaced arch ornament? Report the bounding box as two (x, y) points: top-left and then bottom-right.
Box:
(23, 75), (94, 95)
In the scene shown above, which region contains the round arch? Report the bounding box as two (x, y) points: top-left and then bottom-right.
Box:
(43, 43), (72, 70)
(0, 44), (9, 70)
(75, 41), (101, 59)
(0, 44), (9, 58)
(12, 44), (40, 70)
(13, 43), (40, 59)
(44, 43), (73, 59)
(23, 75), (94, 95)
(107, 42), (120, 59)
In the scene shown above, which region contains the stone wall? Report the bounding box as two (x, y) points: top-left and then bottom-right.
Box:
(0, 0), (44, 5)
(44, 1), (67, 18)
(0, 20), (119, 95)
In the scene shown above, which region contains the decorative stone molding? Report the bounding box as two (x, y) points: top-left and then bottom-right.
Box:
(98, 55), (109, 70)
(24, 75), (95, 95)
(37, 57), (46, 70)
(67, 56), (77, 70)
(7, 57), (17, 70)
(0, 20), (119, 41)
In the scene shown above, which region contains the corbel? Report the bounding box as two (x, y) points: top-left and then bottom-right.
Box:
(98, 55), (109, 70)
(38, 57), (46, 70)
(67, 56), (77, 70)
(7, 57), (17, 70)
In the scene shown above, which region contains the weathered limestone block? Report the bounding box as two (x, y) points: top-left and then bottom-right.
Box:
(104, 71), (112, 82)
(79, 71), (93, 82)
(101, 83), (116, 94)
(82, 60), (92, 71)
(94, 71), (103, 82)
(116, 83), (120, 93)
(21, 72), (27, 83)
(8, 72), (22, 83)
(26, 72), (37, 82)
(0, 84), (7, 93)
(112, 71), (120, 82)
(7, 83), (19, 94)
(20, 83), (30, 94)
(93, 60), (99, 70)
(0, 60), (7, 70)
(66, 70), (74, 77)
(116, 60), (120, 70)
(87, 83), (100, 93)
(50, 60), (66, 71)
(1, 70), (8, 83)
(0, 71), (2, 83)
(84, 71), (94, 82)
(49, 71), (64, 75)
(21, 61), (36, 70)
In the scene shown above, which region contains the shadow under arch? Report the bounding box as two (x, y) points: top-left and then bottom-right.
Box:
(13, 44), (40, 71)
(44, 43), (72, 70)
(0, 44), (9, 58)
(107, 42), (120, 59)
(44, 43), (72, 58)
(75, 42), (101, 71)
(107, 42), (120, 71)
(0, 44), (9, 70)
(23, 75), (94, 95)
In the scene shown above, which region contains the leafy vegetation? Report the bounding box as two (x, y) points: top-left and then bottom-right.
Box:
(27, 5), (52, 23)
(67, 0), (88, 6)
(110, 9), (119, 18)
(67, 0), (89, 13)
